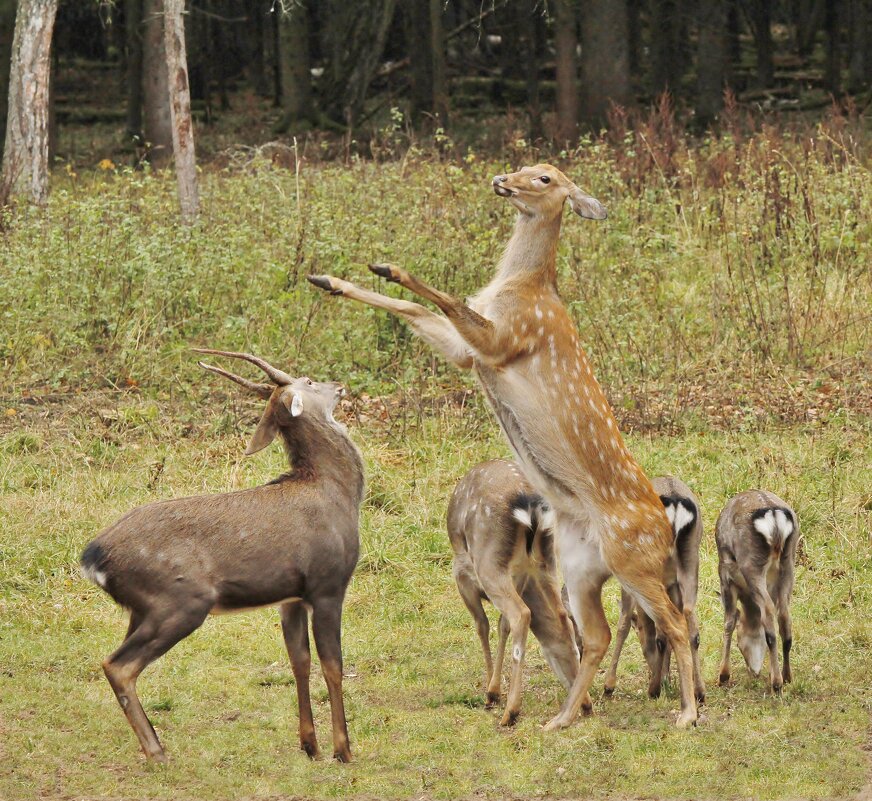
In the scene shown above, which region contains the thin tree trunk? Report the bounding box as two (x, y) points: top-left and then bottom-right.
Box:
(696, 0), (728, 125)
(848, 0), (871, 91)
(748, 0), (774, 87)
(142, 0), (172, 167)
(1, 0), (58, 205)
(276, 0), (313, 131)
(163, 0), (198, 223)
(405, 0), (432, 123)
(526, 0), (544, 141)
(651, 0), (683, 94)
(824, 0), (842, 94)
(580, 0), (631, 127)
(553, 0), (578, 144)
(0, 0), (15, 148)
(125, 0), (143, 139)
(430, 0), (448, 125)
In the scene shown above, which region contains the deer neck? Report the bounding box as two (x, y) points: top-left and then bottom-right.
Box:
(278, 419), (364, 503)
(495, 212), (562, 288)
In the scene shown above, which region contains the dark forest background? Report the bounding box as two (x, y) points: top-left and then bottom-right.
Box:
(1, 0), (870, 170)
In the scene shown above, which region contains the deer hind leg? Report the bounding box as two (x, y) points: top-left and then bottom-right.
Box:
(310, 596), (352, 763)
(744, 573), (783, 693)
(603, 589), (635, 696)
(489, 613), (510, 705)
(307, 274), (473, 368)
(523, 576), (579, 692)
(718, 578), (739, 686)
(635, 608), (665, 698)
(102, 602), (211, 761)
(543, 574), (608, 731)
(280, 601), (318, 759)
(686, 608), (706, 702)
(778, 604), (793, 684)
(479, 576), (531, 726)
(625, 576), (698, 728)
(453, 560), (495, 704)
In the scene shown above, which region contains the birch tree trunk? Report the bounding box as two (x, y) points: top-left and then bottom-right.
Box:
(163, 0), (198, 223)
(1, 0), (58, 206)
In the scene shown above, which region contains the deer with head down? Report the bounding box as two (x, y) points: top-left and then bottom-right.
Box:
(447, 458), (579, 725)
(309, 164), (699, 728)
(80, 350), (363, 763)
(602, 475), (706, 703)
(715, 490), (798, 692)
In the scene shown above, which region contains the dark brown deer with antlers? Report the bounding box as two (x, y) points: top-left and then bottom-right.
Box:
(80, 350), (363, 762)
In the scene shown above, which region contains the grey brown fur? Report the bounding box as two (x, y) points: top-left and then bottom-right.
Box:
(447, 459), (579, 725)
(715, 489), (798, 692)
(80, 350), (363, 763)
(602, 476), (706, 703)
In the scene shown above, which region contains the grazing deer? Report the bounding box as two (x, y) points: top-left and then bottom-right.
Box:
(715, 490), (798, 692)
(80, 350), (363, 763)
(603, 476), (706, 703)
(447, 459), (579, 725)
(309, 163), (698, 728)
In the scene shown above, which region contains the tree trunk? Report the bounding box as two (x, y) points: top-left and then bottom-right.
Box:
(525, 0), (544, 141)
(796, 0), (826, 57)
(651, 0), (684, 95)
(553, 0), (579, 144)
(0, 0), (15, 148)
(1, 0), (58, 206)
(579, 0), (631, 127)
(748, 0), (774, 87)
(125, 0), (143, 140)
(430, 0), (448, 125)
(824, 0), (842, 94)
(848, 0), (871, 91)
(696, 0), (728, 126)
(404, 0), (432, 123)
(276, 0), (313, 131)
(142, 0), (172, 168)
(321, 0), (398, 126)
(163, 0), (198, 223)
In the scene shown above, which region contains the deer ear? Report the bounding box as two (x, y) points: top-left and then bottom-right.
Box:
(284, 391), (304, 417)
(244, 409), (279, 455)
(568, 186), (608, 220)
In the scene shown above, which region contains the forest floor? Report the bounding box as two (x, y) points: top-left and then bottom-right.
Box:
(1, 126), (871, 799)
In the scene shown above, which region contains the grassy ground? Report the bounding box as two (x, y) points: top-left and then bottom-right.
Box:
(0, 401), (870, 800)
(1, 126), (870, 799)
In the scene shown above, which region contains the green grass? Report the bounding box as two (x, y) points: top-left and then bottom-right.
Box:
(0, 127), (870, 798)
(0, 408), (869, 800)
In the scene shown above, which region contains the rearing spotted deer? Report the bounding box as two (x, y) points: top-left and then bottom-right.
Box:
(309, 164), (698, 728)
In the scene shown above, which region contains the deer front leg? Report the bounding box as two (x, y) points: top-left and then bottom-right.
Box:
(367, 264), (517, 365)
(307, 274), (473, 368)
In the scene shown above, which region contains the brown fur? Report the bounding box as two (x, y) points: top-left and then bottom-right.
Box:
(81, 352), (363, 762)
(447, 459), (579, 724)
(715, 489), (798, 692)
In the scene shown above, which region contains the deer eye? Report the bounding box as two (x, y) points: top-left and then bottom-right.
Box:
(539, 176), (551, 184)
(306, 379), (313, 386)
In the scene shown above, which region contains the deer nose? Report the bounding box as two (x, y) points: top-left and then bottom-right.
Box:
(492, 175), (507, 185)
